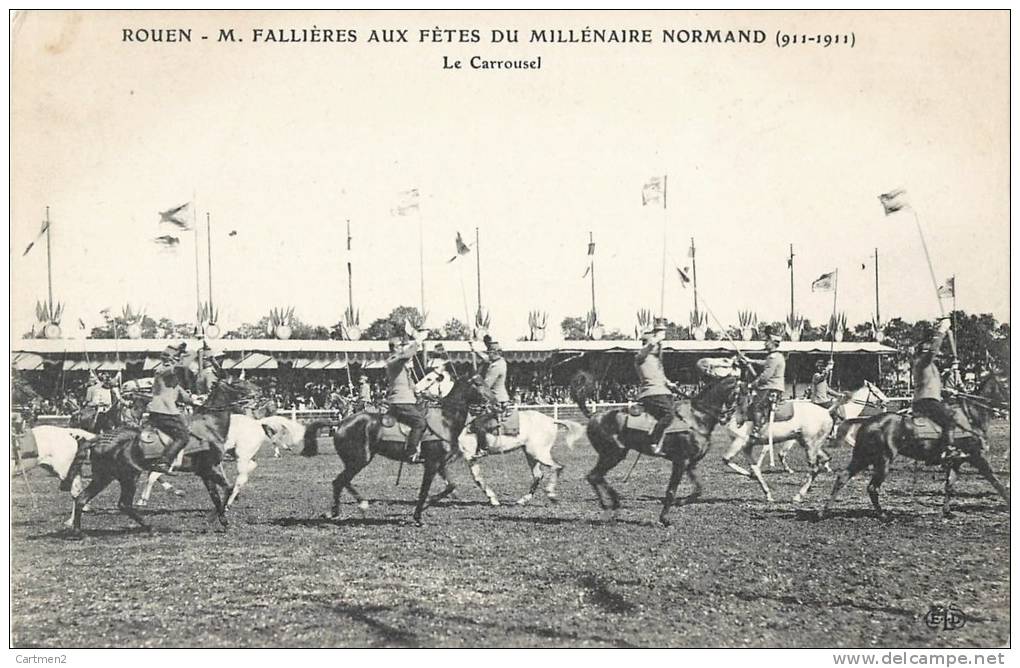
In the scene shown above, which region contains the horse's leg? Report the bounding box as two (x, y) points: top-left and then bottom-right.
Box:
(793, 436), (824, 503)
(966, 452), (1010, 505)
(586, 448), (627, 511)
(426, 455), (457, 508)
(867, 457), (890, 520)
(117, 474), (151, 532)
(330, 456), (369, 519)
(942, 464), (959, 518)
(660, 460), (686, 527)
(196, 462), (229, 528)
(777, 440), (797, 474)
(466, 457), (501, 506)
(226, 456), (257, 510)
(69, 470), (114, 536)
(543, 461), (562, 503)
(682, 464), (703, 502)
(744, 442), (774, 503)
(413, 456), (440, 526)
(517, 452), (545, 506)
(820, 453), (872, 519)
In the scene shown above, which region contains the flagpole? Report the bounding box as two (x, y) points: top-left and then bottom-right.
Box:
(206, 212), (213, 313)
(690, 237), (698, 316)
(873, 248), (880, 327)
(418, 212), (425, 319)
(45, 206), (53, 307)
(192, 193), (201, 331)
(475, 227), (482, 319)
(346, 220), (354, 317)
(659, 174), (667, 320)
(788, 243), (795, 323)
(589, 231), (596, 316)
(911, 209), (959, 367)
(828, 270), (839, 368)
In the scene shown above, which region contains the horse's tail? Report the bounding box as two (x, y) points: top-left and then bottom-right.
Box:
(553, 420), (585, 450)
(569, 371), (596, 419)
(300, 420), (330, 457)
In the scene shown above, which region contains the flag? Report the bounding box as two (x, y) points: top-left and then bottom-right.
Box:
(582, 239), (595, 277)
(811, 270), (837, 292)
(21, 218), (50, 256)
(787, 257), (793, 268)
(676, 265), (691, 287)
(392, 189), (420, 216)
(78, 318), (86, 330)
(159, 202), (192, 230)
(878, 189), (908, 215)
(228, 230), (238, 237)
(446, 232), (471, 263)
(937, 276), (955, 298)
(641, 177), (664, 206)
(154, 234), (181, 248)
(688, 244), (695, 259)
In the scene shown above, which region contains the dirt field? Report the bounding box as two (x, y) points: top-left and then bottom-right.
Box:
(10, 421), (1010, 648)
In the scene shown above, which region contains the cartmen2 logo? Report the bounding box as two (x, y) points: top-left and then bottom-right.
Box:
(924, 604), (967, 631)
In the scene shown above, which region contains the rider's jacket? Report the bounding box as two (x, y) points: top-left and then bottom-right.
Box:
(147, 363), (194, 415)
(85, 383), (113, 408)
(358, 381), (372, 403)
(913, 329), (948, 402)
(196, 365), (220, 395)
(635, 343), (670, 399)
(386, 341), (419, 405)
(811, 372), (832, 403)
(481, 356), (510, 403)
(750, 352), (786, 393)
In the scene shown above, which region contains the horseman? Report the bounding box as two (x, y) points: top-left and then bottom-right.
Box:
(83, 371), (118, 430)
(811, 359), (836, 408)
(386, 335), (427, 463)
(196, 345), (225, 395)
(150, 345), (201, 473)
(470, 335), (511, 455)
(739, 332), (786, 440)
(416, 342), (455, 401)
(634, 323), (680, 455)
(357, 374), (373, 411)
(912, 317), (957, 460)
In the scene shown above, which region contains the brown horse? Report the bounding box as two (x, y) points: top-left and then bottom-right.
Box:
(821, 375), (1009, 519)
(571, 372), (740, 527)
(67, 378), (261, 537)
(300, 374), (494, 526)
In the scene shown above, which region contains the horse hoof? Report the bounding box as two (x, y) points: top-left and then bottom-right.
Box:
(659, 516), (672, 528)
(765, 495), (775, 504)
(357, 500), (370, 512)
(784, 468), (796, 475)
(792, 494), (803, 504)
(515, 496), (531, 506)
(65, 530), (85, 541)
(488, 498), (501, 507)
(137, 499), (147, 507)
(82, 504), (92, 513)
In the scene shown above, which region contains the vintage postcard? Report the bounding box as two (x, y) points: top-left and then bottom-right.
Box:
(8, 9), (1010, 657)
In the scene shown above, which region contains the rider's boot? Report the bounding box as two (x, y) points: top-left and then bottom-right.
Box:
(649, 417), (670, 455)
(405, 425), (426, 464)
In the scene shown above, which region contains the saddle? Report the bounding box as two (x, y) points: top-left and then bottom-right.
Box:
(378, 407), (451, 444)
(469, 407), (520, 437)
(902, 415), (948, 441)
(623, 404), (690, 435)
(135, 416), (215, 461)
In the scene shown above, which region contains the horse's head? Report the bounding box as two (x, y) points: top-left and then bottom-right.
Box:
(207, 377), (262, 411)
(693, 375), (741, 423)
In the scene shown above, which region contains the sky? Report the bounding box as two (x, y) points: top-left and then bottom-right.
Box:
(10, 10), (1010, 344)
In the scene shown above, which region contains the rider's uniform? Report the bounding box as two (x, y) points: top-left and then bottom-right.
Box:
(149, 358), (197, 467)
(472, 341), (511, 452)
(386, 339), (426, 460)
(745, 347), (786, 436)
(912, 320), (955, 454)
(811, 367), (835, 408)
(635, 338), (674, 451)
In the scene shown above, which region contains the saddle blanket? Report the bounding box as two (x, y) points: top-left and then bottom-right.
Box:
(469, 408), (520, 437)
(378, 408), (450, 444)
(907, 416), (947, 441)
(137, 428), (211, 460)
(623, 405), (690, 435)
(768, 400), (796, 422)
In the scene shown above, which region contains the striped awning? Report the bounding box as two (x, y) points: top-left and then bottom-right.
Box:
(11, 352), (45, 370)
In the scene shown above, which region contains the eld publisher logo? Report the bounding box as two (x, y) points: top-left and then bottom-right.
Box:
(924, 604), (967, 631)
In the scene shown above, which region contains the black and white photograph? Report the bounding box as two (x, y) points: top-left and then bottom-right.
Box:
(7, 9), (1011, 656)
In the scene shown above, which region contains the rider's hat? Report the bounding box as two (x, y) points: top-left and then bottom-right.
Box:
(816, 359), (827, 369)
(484, 339), (502, 353)
(433, 343), (446, 354)
(388, 336), (404, 352)
(764, 333), (782, 346)
(161, 345), (179, 360)
(641, 323), (666, 343)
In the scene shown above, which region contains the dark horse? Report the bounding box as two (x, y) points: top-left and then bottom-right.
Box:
(300, 374), (495, 526)
(822, 374), (1010, 519)
(67, 378), (261, 537)
(572, 372), (740, 527)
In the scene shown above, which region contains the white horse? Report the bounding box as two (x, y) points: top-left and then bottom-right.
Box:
(139, 414), (289, 509)
(457, 412), (586, 505)
(11, 426), (95, 527)
(722, 386), (835, 504)
(258, 415), (307, 456)
(773, 381), (891, 473)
